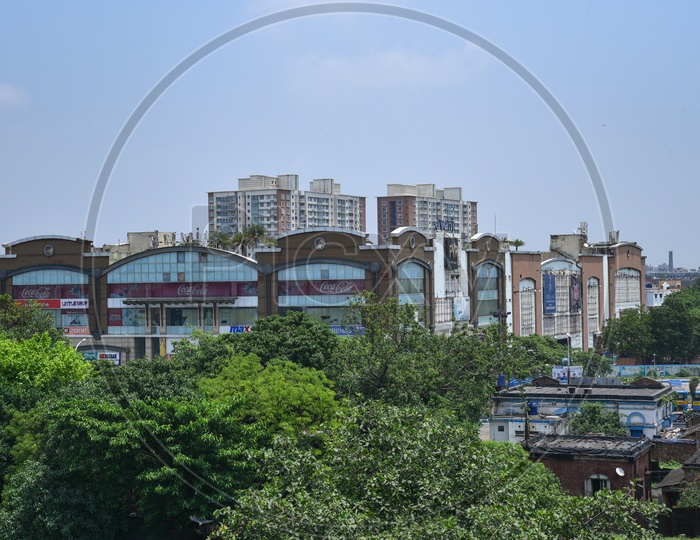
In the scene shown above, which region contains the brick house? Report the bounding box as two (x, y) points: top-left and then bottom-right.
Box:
(523, 434), (653, 500)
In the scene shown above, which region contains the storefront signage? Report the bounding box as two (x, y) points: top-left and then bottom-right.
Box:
(13, 285), (88, 300)
(14, 299), (61, 309)
(108, 281), (257, 298)
(17, 285), (58, 300)
(278, 280), (364, 296)
(228, 325), (252, 333)
(61, 299), (89, 308)
(329, 325), (365, 336)
(435, 220), (456, 232)
(63, 326), (90, 335)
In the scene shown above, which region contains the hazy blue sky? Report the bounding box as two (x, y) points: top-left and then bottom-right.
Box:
(2, 1), (698, 268)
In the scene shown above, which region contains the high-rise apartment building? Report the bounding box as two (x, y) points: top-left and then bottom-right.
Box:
(208, 175), (366, 238)
(377, 184), (478, 245)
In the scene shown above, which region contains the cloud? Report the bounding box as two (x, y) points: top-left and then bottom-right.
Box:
(0, 83), (25, 107)
(284, 45), (485, 95)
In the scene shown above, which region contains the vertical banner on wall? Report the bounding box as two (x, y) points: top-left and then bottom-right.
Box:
(444, 238), (460, 270)
(543, 274), (556, 314)
(570, 274), (582, 312)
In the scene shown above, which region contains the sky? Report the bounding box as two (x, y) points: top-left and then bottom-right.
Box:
(1, 1), (698, 268)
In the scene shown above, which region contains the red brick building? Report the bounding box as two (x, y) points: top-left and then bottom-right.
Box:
(523, 435), (653, 500)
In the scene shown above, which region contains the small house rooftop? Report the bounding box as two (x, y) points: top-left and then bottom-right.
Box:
(523, 434), (652, 458)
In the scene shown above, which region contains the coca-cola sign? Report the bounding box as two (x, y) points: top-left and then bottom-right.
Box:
(177, 283), (208, 296)
(279, 280), (364, 296)
(109, 282), (255, 299)
(18, 285), (57, 300)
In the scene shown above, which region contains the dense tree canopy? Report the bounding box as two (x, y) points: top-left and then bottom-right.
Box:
(0, 293), (671, 538)
(199, 352), (338, 432)
(211, 403), (662, 540)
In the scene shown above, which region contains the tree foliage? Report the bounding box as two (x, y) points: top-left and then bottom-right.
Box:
(602, 307), (652, 359)
(199, 353), (338, 432)
(567, 402), (627, 436)
(234, 310), (339, 370)
(211, 403), (663, 539)
(0, 294), (66, 343)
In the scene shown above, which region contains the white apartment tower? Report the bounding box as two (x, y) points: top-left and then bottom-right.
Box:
(208, 175), (366, 238)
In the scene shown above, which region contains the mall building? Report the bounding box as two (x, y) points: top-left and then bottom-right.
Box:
(0, 229), (433, 362)
(0, 225), (644, 362)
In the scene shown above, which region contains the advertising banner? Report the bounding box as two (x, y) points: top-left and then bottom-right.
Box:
(13, 285), (58, 301)
(61, 299), (89, 309)
(62, 313), (88, 327)
(543, 274), (556, 314)
(278, 280), (365, 296)
(108, 281), (257, 299)
(14, 299), (61, 309)
(552, 365), (583, 384)
(453, 296), (470, 321)
(444, 238), (460, 270)
(13, 284), (88, 300)
(63, 326), (90, 336)
(570, 275), (582, 313)
(330, 325), (365, 336)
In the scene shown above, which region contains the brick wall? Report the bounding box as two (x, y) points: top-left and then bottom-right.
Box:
(651, 439), (697, 464)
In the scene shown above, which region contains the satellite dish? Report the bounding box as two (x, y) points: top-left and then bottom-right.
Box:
(615, 467), (625, 477)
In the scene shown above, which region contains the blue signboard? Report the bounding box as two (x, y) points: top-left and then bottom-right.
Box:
(330, 325), (365, 336)
(543, 274), (556, 314)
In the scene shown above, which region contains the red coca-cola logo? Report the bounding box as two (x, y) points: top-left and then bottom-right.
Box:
(177, 283), (208, 296)
(21, 286), (54, 300)
(317, 280), (357, 294)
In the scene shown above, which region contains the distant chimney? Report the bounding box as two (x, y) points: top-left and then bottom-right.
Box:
(669, 251), (674, 272)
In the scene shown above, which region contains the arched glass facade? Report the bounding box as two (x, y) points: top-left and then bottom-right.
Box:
(107, 250), (258, 335)
(519, 278), (536, 336)
(614, 268), (641, 316)
(397, 262), (426, 312)
(475, 262), (499, 326)
(12, 269), (89, 334)
(587, 277), (600, 348)
(541, 261), (582, 338)
(278, 262), (365, 325)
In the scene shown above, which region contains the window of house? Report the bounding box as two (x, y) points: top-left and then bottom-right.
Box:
(497, 426), (505, 432)
(584, 474), (610, 496)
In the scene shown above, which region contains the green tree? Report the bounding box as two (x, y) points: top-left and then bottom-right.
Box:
(325, 292), (429, 400)
(241, 224), (276, 257)
(0, 395), (271, 539)
(326, 294), (535, 422)
(234, 310), (339, 370)
(0, 332), (94, 409)
(568, 401), (627, 436)
(602, 307), (652, 359)
(676, 477), (700, 508)
(199, 353), (338, 432)
(508, 238), (525, 251)
(207, 230), (234, 250)
(649, 295), (700, 362)
(0, 294), (65, 343)
(572, 349), (614, 378)
(211, 402), (663, 540)
(690, 376), (700, 405)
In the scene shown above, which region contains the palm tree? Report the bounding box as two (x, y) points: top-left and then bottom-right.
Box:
(230, 231), (246, 255)
(242, 224), (276, 257)
(207, 230), (233, 250)
(508, 238), (525, 251)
